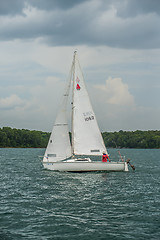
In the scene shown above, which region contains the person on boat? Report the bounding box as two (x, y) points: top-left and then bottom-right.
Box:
(102, 152), (110, 162)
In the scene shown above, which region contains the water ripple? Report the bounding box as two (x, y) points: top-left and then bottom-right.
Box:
(0, 148), (160, 239)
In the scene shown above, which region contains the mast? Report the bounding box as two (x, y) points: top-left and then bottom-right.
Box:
(71, 51), (77, 156)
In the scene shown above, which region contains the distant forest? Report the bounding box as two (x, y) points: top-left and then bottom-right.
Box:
(0, 127), (160, 149)
(102, 130), (160, 149)
(0, 127), (50, 148)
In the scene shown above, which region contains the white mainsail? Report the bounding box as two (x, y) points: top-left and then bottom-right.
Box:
(43, 67), (72, 162)
(71, 51), (108, 156)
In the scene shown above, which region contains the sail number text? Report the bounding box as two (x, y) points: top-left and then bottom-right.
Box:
(83, 111), (95, 122)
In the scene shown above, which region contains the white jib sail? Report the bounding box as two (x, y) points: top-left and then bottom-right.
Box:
(43, 68), (72, 162)
(72, 52), (108, 156)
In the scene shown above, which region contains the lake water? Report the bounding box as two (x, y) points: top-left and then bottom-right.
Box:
(0, 148), (159, 240)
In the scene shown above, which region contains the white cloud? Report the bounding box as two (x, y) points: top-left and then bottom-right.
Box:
(0, 41), (159, 131)
(95, 77), (135, 106)
(0, 94), (24, 109)
(0, 76), (67, 131)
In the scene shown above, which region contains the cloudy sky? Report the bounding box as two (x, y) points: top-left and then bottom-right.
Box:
(0, 0), (160, 132)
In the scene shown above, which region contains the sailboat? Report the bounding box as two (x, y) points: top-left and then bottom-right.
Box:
(42, 51), (129, 172)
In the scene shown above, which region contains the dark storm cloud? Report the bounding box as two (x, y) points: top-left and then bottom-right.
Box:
(0, 0), (89, 15)
(114, 0), (160, 18)
(28, 0), (89, 10)
(0, 0), (160, 49)
(0, 0), (25, 15)
(1, 0), (159, 16)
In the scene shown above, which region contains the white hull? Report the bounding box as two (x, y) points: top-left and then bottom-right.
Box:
(43, 161), (128, 172)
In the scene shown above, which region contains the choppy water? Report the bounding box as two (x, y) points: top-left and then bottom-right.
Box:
(0, 148), (160, 240)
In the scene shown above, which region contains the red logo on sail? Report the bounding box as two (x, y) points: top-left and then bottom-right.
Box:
(76, 77), (80, 90)
(76, 83), (80, 90)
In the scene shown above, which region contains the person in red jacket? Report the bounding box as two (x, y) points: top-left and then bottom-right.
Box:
(102, 152), (110, 162)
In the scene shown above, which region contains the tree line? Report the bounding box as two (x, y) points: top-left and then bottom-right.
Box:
(102, 130), (160, 149)
(0, 127), (160, 148)
(0, 127), (50, 148)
